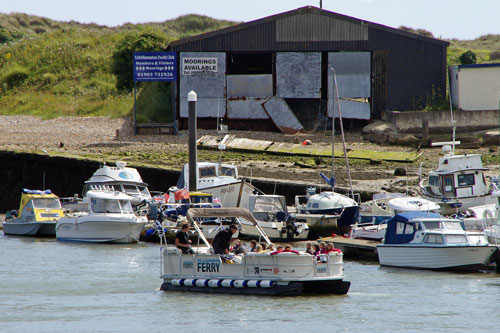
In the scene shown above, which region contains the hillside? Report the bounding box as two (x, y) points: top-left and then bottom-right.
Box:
(0, 13), (499, 120)
(0, 13), (236, 121)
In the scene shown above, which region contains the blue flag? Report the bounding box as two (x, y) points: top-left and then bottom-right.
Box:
(320, 172), (336, 188)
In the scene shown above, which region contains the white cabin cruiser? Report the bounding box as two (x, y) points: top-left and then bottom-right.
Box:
(160, 207), (350, 296)
(82, 161), (152, 206)
(168, 162), (257, 209)
(419, 146), (498, 215)
(56, 190), (147, 243)
(240, 194), (309, 241)
(377, 212), (497, 271)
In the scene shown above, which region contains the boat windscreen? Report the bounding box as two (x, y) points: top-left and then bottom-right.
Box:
(138, 186), (150, 196)
(119, 200), (134, 214)
(91, 199), (122, 214)
(32, 198), (62, 209)
(123, 184), (140, 194)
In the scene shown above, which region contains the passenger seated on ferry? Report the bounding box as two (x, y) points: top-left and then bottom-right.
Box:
(249, 239), (258, 252)
(175, 222), (194, 254)
(231, 239), (248, 254)
(212, 224), (239, 254)
(326, 242), (342, 254)
(260, 242), (267, 251)
(268, 243), (276, 252)
(283, 244), (300, 254)
(255, 245), (264, 253)
(319, 241), (328, 254)
(305, 241), (314, 255)
(312, 244), (321, 255)
(276, 245), (284, 252)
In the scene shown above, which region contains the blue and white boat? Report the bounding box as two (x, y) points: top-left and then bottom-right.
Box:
(377, 212), (497, 271)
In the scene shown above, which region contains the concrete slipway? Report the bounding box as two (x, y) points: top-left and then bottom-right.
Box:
(197, 134), (421, 163)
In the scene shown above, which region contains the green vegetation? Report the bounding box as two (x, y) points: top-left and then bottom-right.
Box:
(0, 13), (235, 120)
(0, 13), (499, 120)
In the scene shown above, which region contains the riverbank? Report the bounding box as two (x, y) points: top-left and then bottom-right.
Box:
(1, 115), (498, 198)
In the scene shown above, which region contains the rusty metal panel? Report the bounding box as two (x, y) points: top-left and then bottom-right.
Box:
(276, 52), (321, 98)
(328, 52), (371, 98)
(179, 52), (226, 118)
(329, 99), (370, 120)
(180, 97), (226, 118)
(227, 98), (269, 119)
(276, 12), (368, 42)
(262, 96), (304, 134)
(227, 74), (272, 97)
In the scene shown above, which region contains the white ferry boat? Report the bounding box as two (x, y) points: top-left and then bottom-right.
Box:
(160, 207), (350, 296)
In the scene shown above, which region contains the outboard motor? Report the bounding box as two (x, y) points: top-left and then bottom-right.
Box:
(285, 214), (299, 239)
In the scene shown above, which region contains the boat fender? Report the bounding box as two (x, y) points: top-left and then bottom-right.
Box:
(221, 280), (234, 288)
(195, 279), (209, 287)
(259, 280), (275, 288)
(246, 280), (259, 288)
(183, 279), (196, 287)
(233, 280), (247, 288)
(171, 279), (184, 287)
(208, 279), (221, 288)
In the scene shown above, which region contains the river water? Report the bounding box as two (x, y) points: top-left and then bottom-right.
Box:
(1, 235), (499, 333)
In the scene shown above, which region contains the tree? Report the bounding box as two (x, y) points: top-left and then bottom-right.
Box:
(111, 31), (168, 91)
(459, 50), (477, 65)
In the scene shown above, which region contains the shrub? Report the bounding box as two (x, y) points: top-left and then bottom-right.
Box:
(3, 66), (29, 88)
(111, 31), (168, 91)
(41, 72), (57, 85)
(490, 51), (500, 61)
(459, 50), (477, 65)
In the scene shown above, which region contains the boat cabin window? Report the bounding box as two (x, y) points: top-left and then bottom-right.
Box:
(468, 234), (488, 244)
(308, 202), (319, 209)
(429, 175), (440, 186)
(422, 221), (442, 230)
(442, 221), (463, 230)
(138, 186), (150, 196)
(423, 234), (443, 244)
(199, 167), (217, 178)
(220, 166), (236, 178)
(123, 184), (140, 195)
(396, 222), (415, 235)
(89, 184), (120, 192)
(91, 199), (133, 214)
(32, 198), (62, 209)
(457, 174), (475, 186)
(445, 235), (467, 244)
(443, 176), (454, 192)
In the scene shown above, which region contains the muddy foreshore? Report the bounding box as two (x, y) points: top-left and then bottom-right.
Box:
(1, 116), (498, 207)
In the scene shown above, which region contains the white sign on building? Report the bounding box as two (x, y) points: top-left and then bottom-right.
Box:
(182, 57), (218, 75)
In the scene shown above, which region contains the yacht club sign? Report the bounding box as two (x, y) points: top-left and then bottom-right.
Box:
(182, 57), (218, 75)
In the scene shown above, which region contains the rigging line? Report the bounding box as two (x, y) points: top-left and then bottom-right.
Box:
(332, 67), (354, 199)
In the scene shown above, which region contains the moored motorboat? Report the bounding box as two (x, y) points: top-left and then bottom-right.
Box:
(295, 186), (358, 235)
(377, 212), (497, 271)
(168, 162), (258, 209)
(419, 145), (498, 215)
(351, 196), (441, 241)
(56, 190), (147, 243)
(3, 189), (63, 237)
(240, 194), (309, 241)
(160, 207), (350, 296)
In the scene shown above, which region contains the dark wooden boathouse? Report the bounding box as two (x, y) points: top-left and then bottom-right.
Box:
(168, 6), (449, 132)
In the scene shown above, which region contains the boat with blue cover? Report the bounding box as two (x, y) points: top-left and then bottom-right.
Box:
(377, 211), (498, 271)
(160, 207), (350, 296)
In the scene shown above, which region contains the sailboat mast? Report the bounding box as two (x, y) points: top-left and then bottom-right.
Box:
(332, 67), (355, 199)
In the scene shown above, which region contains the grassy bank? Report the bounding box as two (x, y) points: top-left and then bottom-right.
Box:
(1, 12), (499, 120)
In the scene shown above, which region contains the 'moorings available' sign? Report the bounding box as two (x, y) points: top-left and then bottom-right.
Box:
(182, 57), (218, 75)
(133, 52), (177, 82)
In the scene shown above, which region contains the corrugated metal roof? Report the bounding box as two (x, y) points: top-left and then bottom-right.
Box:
(169, 6), (449, 50)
